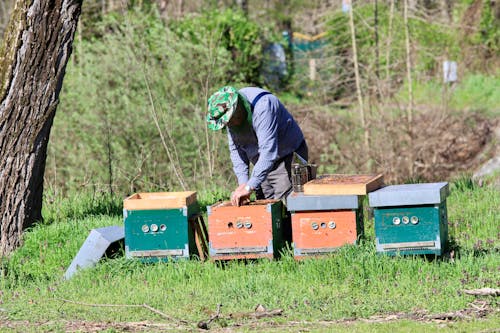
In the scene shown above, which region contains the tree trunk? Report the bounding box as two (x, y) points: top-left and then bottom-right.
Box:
(157, 0), (168, 19)
(373, 0), (380, 99)
(0, 0), (82, 256)
(0, 0), (14, 37)
(234, 0), (248, 15)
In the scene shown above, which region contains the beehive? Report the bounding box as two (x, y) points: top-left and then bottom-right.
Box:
(207, 200), (288, 260)
(368, 183), (449, 255)
(303, 174), (384, 195)
(287, 192), (363, 259)
(123, 191), (201, 262)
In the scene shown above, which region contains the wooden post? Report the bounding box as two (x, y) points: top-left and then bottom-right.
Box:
(309, 58), (316, 81)
(385, 0), (395, 90)
(404, 0), (414, 177)
(374, 0), (381, 99)
(348, 0), (370, 170)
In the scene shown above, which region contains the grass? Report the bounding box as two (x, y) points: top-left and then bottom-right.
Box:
(1, 181), (499, 332)
(450, 74), (500, 115)
(395, 73), (500, 117)
(448, 179), (500, 251)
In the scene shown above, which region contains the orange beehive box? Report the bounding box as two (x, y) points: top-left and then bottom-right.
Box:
(286, 192), (363, 259)
(207, 200), (289, 260)
(291, 210), (363, 259)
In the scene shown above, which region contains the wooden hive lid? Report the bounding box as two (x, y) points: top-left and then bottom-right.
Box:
(211, 199), (278, 209)
(303, 174), (384, 195)
(123, 191), (197, 210)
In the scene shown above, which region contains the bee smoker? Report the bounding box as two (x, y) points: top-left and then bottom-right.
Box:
(291, 163), (317, 193)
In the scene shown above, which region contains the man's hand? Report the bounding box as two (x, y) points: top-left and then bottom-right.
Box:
(231, 183), (252, 206)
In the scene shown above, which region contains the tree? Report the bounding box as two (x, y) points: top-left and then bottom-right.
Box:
(0, 0), (83, 256)
(0, 0), (15, 37)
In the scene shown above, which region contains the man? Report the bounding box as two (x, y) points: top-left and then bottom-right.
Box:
(207, 86), (308, 206)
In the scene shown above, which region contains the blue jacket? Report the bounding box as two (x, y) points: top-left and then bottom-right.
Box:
(227, 87), (305, 190)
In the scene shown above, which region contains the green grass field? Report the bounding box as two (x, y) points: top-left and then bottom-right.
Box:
(1, 179), (499, 332)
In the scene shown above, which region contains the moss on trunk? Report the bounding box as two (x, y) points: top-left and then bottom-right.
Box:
(0, 0), (29, 101)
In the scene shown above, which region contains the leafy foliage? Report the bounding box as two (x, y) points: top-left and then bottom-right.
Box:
(321, 3), (460, 99)
(477, 1), (499, 56)
(49, 8), (238, 194)
(42, 1), (499, 196)
(171, 8), (264, 84)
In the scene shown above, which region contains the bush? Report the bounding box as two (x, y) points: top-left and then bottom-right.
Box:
(171, 8), (264, 85)
(319, 3), (460, 101)
(49, 8), (239, 194)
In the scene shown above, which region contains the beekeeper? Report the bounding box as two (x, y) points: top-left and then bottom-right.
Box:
(206, 86), (308, 206)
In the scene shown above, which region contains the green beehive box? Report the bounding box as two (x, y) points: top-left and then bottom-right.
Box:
(368, 183), (449, 256)
(123, 192), (200, 262)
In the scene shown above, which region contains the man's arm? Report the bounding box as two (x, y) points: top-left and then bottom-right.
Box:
(246, 96), (279, 191)
(227, 131), (250, 185)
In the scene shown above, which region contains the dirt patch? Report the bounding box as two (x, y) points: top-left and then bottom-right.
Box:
(405, 111), (494, 181)
(0, 319), (184, 332)
(1, 300), (497, 332)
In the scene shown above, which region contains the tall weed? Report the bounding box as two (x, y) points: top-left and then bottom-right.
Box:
(48, 9), (242, 195)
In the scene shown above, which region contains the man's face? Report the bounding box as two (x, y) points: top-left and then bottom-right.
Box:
(227, 98), (246, 128)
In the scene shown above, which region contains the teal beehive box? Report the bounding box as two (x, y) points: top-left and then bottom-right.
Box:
(123, 192), (200, 262)
(368, 182), (449, 256)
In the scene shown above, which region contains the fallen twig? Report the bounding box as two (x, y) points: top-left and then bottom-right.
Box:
(229, 308), (283, 319)
(464, 288), (500, 297)
(469, 300), (489, 310)
(252, 309), (284, 319)
(52, 298), (189, 325)
(197, 303), (222, 330)
(196, 304), (283, 329)
(141, 303), (188, 323)
(359, 314), (402, 323)
(421, 311), (470, 321)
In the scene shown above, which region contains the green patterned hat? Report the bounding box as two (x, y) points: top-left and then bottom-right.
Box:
(206, 86), (239, 131)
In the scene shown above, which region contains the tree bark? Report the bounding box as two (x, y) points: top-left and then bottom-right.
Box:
(0, 0), (82, 256)
(157, 0), (168, 19)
